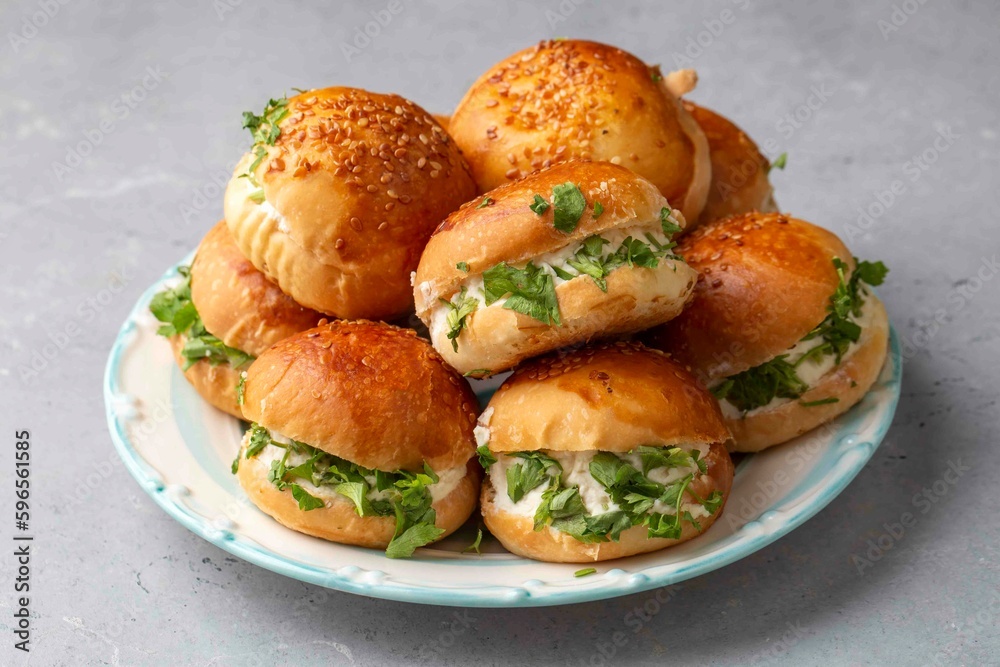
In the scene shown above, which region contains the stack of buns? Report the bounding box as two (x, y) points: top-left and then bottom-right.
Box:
(151, 39), (889, 564)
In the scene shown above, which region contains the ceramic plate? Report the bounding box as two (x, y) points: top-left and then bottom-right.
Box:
(104, 258), (902, 607)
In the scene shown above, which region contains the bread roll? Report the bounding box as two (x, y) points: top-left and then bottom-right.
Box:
(646, 212), (890, 451)
(159, 221), (323, 418)
(448, 40), (711, 223)
(235, 321), (481, 553)
(478, 342), (734, 562)
(225, 87), (477, 319)
(414, 160), (698, 376)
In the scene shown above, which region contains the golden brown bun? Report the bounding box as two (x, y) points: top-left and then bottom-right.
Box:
(486, 341), (731, 453)
(190, 221), (324, 356)
(481, 441), (733, 563)
(432, 114), (450, 132)
(725, 296), (890, 452)
(437, 257), (696, 377)
(416, 160), (682, 300)
(685, 102), (777, 226)
(414, 160), (698, 375)
(448, 40), (711, 222)
(167, 333), (243, 419)
(238, 453), (480, 548)
(646, 212), (855, 382)
(241, 320), (478, 472)
(225, 87), (477, 320)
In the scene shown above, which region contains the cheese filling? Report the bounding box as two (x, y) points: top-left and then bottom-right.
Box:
(241, 428), (467, 506)
(475, 407), (720, 543)
(424, 221), (681, 343)
(488, 449), (711, 521)
(713, 288), (879, 417)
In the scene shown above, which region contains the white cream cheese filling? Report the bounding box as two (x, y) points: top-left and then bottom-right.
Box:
(424, 221), (678, 341)
(487, 448), (710, 521)
(715, 289), (879, 418)
(259, 200), (290, 233)
(243, 429), (467, 505)
(231, 166), (291, 233)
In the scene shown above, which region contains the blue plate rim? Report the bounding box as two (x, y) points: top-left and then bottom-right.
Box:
(104, 257), (903, 607)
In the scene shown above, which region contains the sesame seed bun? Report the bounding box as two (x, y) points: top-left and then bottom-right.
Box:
(224, 87), (477, 320)
(686, 102), (777, 226)
(448, 40), (711, 223)
(484, 342), (731, 454)
(432, 114), (450, 132)
(413, 160), (698, 376)
(478, 342), (733, 562)
(241, 320), (479, 472)
(166, 221), (324, 419)
(237, 454), (480, 549)
(646, 212), (857, 382)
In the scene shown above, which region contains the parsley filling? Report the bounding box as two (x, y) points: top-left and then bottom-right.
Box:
(149, 267), (255, 371)
(240, 96), (290, 204)
(235, 424), (448, 558)
(484, 446), (722, 543)
(711, 257), (888, 413)
(435, 213), (684, 349)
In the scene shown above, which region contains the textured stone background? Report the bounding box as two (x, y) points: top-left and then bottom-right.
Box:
(1, 0), (998, 665)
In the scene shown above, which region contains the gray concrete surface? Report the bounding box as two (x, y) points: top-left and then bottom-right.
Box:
(1, 0), (999, 665)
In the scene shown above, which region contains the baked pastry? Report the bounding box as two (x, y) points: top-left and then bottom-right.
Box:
(149, 221), (322, 417)
(413, 160), (697, 377)
(447, 40), (711, 223)
(685, 101), (778, 225)
(477, 342), (734, 563)
(234, 320), (480, 557)
(224, 87), (477, 319)
(646, 212), (890, 452)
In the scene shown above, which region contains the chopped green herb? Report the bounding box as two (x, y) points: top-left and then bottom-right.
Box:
(575, 567), (598, 577)
(551, 182), (587, 233)
(557, 231), (680, 292)
(464, 368), (493, 377)
(439, 287), (479, 351)
(770, 152), (788, 172)
(508, 445), (719, 544)
(799, 257), (888, 364)
(660, 207), (683, 236)
(711, 355), (809, 413)
(456, 261), (470, 272)
(290, 484), (325, 511)
(529, 194), (550, 215)
(712, 257), (887, 412)
(506, 452), (561, 503)
(477, 445), (497, 469)
(244, 424), (271, 458)
(476, 197), (494, 209)
(593, 201), (604, 218)
(482, 261), (561, 325)
(386, 523), (446, 559)
(800, 397), (840, 407)
(240, 96), (290, 202)
(149, 267), (256, 371)
(464, 528), (484, 554)
(237, 371), (247, 406)
(243, 424), (445, 558)
(231, 454), (240, 474)
(180, 333), (254, 372)
(149, 267), (198, 337)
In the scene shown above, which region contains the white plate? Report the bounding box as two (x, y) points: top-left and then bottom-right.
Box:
(105, 259), (903, 607)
